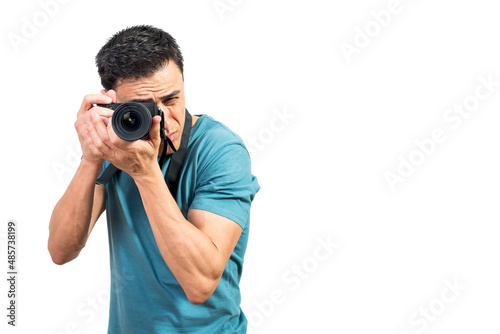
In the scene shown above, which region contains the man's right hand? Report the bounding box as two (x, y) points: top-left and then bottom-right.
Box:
(75, 90), (116, 165)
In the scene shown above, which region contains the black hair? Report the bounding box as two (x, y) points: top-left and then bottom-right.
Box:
(95, 25), (184, 91)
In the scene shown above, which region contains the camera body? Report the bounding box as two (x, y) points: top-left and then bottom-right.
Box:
(96, 102), (159, 141)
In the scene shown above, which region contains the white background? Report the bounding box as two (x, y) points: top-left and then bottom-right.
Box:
(1, 0), (500, 333)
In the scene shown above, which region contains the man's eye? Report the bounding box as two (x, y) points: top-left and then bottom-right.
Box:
(163, 97), (179, 104)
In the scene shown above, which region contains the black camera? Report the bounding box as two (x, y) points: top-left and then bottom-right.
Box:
(96, 102), (159, 141)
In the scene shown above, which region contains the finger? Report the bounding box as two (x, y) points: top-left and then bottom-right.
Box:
(87, 117), (113, 158)
(107, 119), (126, 147)
(90, 110), (111, 143)
(91, 105), (114, 118)
(105, 89), (117, 103)
(78, 94), (112, 117)
(149, 115), (162, 146)
(100, 89), (117, 103)
(93, 89), (117, 119)
(84, 130), (103, 159)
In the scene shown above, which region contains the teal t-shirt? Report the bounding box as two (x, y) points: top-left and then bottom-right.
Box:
(101, 115), (260, 333)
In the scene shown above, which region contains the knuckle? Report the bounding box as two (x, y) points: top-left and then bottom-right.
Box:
(83, 95), (92, 104)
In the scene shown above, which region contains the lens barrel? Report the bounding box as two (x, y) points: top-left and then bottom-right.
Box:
(110, 102), (154, 141)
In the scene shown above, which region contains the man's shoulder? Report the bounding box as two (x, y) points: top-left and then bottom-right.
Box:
(187, 115), (251, 175)
(190, 115), (246, 151)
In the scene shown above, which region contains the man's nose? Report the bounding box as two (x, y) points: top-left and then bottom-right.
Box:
(161, 108), (173, 129)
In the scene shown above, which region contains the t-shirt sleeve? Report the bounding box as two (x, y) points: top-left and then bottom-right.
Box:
(190, 143), (260, 229)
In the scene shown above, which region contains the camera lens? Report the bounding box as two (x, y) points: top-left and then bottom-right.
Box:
(111, 102), (153, 141)
(121, 111), (141, 131)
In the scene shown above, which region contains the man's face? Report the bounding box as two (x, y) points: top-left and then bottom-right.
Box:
(114, 62), (186, 154)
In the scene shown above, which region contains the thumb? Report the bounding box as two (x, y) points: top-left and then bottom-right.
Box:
(149, 115), (162, 146)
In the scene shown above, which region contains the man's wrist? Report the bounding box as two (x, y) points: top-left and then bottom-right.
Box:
(81, 157), (104, 170)
(80, 158), (104, 182)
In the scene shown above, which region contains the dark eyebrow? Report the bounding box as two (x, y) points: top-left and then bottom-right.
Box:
(130, 90), (181, 103)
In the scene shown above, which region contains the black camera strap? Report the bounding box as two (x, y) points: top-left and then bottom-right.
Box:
(163, 109), (192, 198)
(96, 109), (192, 199)
(158, 108), (176, 165)
(95, 163), (119, 185)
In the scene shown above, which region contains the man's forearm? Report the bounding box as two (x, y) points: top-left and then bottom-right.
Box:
(48, 159), (103, 265)
(134, 167), (225, 304)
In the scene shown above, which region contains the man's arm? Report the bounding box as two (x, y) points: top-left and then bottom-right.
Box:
(48, 92), (115, 265)
(48, 160), (106, 265)
(134, 168), (243, 305)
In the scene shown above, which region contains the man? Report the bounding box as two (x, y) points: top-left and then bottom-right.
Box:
(48, 25), (260, 333)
